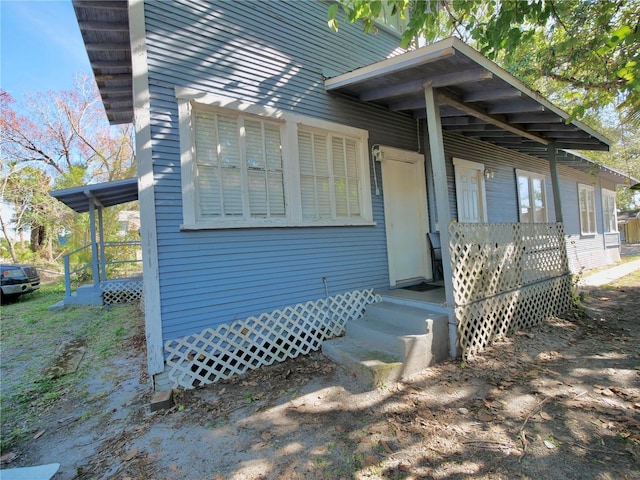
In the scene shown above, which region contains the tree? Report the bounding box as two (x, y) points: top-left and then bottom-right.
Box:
(328, 0), (640, 123)
(0, 76), (135, 264)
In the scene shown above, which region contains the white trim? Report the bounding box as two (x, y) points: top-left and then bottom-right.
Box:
(129, 0), (164, 378)
(453, 157), (488, 223)
(180, 220), (376, 230)
(378, 145), (423, 164)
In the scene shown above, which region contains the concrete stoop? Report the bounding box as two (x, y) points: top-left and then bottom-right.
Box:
(322, 301), (449, 386)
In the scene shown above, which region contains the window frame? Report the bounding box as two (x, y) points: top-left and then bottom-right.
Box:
(601, 188), (617, 233)
(177, 88), (373, 230)
(578, 183), (597, 235)
(515, 169), (548, 224)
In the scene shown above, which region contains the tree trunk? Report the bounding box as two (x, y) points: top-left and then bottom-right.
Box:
(0, 214), (18, 263)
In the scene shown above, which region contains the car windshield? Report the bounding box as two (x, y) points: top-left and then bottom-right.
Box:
(2, 268), (24, 278)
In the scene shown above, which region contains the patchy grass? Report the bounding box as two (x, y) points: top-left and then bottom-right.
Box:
(0, 280), (142, 452)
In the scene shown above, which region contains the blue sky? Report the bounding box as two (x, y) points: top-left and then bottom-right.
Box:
(1, 0), (91, 100)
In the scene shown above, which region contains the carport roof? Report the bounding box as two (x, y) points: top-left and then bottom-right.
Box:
(50, 177), (138, 214)
(326, 37), (634, 185)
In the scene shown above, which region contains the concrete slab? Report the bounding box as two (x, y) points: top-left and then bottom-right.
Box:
(579, 259), (640, 288)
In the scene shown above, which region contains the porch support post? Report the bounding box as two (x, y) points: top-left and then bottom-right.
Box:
(97, 207), (107, 282)
(548, 142), (563, 223)
(423, 83), (457, 358)
(88, 200), (100, 289)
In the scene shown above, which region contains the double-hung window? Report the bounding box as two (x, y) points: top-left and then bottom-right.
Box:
(178, 90), (372, 229)
(602, 189), (617, 233)
(578, 184), (596, 235)
(516, 170), (547, 223)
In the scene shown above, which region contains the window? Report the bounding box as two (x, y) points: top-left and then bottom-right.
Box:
(298, 129), (361, 221)
(578, 184), (596, 235)
(177, 90), (372, 229)
(193, 111), (285, 220)
(516, 170), (547, 223)
(602, 188), (617, 233)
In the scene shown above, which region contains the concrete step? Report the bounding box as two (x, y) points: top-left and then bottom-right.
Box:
(322, 337), (404, 387)
(323, 301), (450, 386)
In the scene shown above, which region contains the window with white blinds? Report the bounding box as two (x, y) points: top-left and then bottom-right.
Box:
(178, 92), (372, 229)
(298, 130), (361, 221)
(194, 111), (285, 220)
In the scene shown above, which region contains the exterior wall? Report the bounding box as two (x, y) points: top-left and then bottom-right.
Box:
(440, 132), (620, 273)
(142, 0), (417, 343)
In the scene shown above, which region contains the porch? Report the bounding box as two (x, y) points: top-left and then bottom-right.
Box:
(49, 178), (142, 308)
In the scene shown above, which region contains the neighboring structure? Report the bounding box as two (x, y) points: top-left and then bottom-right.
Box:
(72, 0), (636, 390)
(618, 210), (640, 244)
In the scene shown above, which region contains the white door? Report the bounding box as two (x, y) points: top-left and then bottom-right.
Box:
(453, 158), (487, 223)
(380, 146), (431, 286)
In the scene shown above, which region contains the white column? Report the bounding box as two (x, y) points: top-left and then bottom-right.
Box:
(548, 142), (563, 223)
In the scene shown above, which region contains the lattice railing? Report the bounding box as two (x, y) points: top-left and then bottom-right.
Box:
(101, 279), (143, 305)
(449, 223), (573, 358)
(165, 289), (380, 389)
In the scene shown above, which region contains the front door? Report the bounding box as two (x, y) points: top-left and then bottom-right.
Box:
(379, 146), (431, 286)
(453, 157), (488, 223)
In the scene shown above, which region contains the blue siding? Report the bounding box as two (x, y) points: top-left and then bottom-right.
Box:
(143, 0), (416, 342)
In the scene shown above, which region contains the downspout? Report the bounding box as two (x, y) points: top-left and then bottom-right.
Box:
(423, 83), (457, 358)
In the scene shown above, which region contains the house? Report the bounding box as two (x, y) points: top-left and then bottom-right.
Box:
(71, 0), (635, 390)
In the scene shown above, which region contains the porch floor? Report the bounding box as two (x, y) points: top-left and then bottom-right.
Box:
(377, 283), (447, 312)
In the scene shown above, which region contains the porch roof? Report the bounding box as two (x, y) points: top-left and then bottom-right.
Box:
(326, 37), (631, 185)
(50, 177), (138, 214)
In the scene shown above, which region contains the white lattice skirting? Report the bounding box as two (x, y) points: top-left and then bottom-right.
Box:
(164, 289), (380, 389)
(449, 222), (574, 358)
(101, 279), (143, 305)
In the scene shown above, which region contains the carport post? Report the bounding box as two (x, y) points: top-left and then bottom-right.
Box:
(98, 207), (107, 282)
(423, 83), (458, 357)
(88, 200), (100, 289)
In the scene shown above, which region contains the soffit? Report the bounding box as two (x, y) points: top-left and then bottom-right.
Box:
(72, 0), (133, 125)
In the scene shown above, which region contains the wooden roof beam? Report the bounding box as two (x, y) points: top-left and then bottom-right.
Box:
(488, 102), (545, 115)
(85, 42), (131, 52)
(360, 68), (492, 102)
(78, 21), (128, 32)
(436, 91), (550, 145)
(463, 88), (522, 103)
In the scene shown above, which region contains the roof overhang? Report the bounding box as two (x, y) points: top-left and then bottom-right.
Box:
(73, 0), (133, 125)
(50, 177), (138, 214)
(325, 37), (628, 182)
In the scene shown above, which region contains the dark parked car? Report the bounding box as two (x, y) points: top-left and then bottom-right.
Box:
(1, 263), (41, 303)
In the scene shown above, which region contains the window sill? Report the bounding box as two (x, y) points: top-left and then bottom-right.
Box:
(180, 220), (377, 231)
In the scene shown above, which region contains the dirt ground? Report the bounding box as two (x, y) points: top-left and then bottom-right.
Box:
(2, 273), (639, 479)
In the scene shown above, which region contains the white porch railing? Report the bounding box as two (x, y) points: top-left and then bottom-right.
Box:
(449, 222), (573, 358)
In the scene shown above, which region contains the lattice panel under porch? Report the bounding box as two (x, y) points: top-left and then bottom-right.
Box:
(456, 275), (573, 358)
(164, 289), (380, 389)
(449, 223), (569, 305)
(101, 279), (143, 305)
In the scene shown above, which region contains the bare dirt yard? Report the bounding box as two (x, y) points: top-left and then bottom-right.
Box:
(1, 266), (639, 480)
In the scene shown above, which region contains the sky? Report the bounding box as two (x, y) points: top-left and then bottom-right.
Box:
(1, 0), (91, 100)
